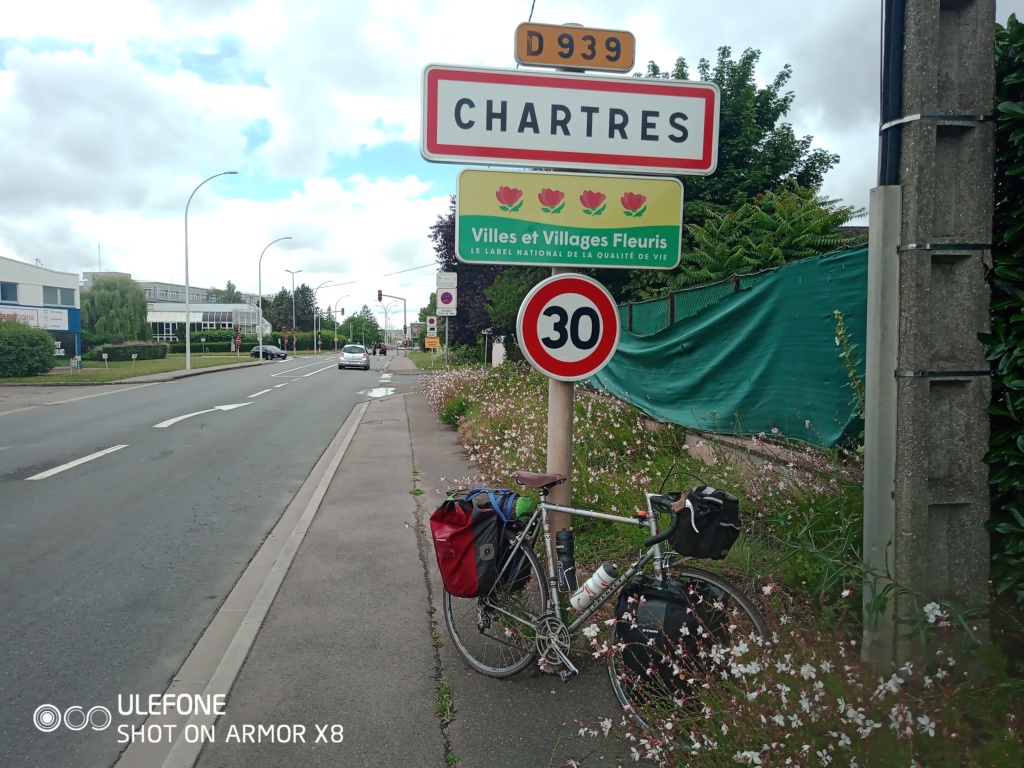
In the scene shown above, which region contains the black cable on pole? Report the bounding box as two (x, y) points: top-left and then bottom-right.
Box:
(879, 0), (906, 186)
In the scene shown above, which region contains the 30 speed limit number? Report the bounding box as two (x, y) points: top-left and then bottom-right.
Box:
(516, 274), (620, 381)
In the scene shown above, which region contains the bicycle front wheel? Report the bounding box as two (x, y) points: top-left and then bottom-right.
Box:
(607, 565), (770, 729)
(443, 537), (548, 678)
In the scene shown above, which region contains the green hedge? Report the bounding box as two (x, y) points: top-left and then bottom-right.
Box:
(987, 16), (1024, 605)
(0, 319), (57, 377)
(84, 342), (168, 362)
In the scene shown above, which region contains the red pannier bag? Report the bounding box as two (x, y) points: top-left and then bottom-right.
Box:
(430, 497), (498, 598)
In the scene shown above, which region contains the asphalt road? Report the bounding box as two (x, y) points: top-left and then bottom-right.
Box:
(0, 356), (392, 768)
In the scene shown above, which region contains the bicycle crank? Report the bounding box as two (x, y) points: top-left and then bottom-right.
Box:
(533, 611), (578, 680)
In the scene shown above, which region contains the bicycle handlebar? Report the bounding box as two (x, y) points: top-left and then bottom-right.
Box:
(642, 494), (682, 548)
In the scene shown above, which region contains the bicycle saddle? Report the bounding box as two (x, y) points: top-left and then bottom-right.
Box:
(511, 471), (566, 489)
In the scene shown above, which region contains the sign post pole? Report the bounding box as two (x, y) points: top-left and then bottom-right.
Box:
(545, 267), (575, 535)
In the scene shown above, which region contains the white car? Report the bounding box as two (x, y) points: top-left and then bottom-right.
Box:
(339, 344), (370, 370)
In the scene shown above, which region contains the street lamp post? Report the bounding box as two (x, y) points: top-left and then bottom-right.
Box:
(285, 268), (302, 353)
(257, 236), (292, 361)
(380, 292), (407, 355)
(311, 280), (344, 356)
(184, 170), (237, 370)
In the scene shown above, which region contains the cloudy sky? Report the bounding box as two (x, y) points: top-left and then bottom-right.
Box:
(2, 0), (1021, 326)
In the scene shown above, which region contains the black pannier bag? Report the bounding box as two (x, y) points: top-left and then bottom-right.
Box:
(666, 485), (741, 560)
(613, 574), (729, 694)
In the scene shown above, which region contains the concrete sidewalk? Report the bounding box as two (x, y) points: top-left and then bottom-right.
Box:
(184, 354), (633, 767)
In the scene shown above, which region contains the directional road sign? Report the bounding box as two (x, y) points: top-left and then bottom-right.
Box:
(421, 64), (720, 175)
(516, 274), (620, 381)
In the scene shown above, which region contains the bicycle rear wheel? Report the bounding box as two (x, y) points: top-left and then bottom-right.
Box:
(443, 536), (548, 678)
(607, 565), (769, 729)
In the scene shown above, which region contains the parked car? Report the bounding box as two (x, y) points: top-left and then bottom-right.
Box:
(251, 344), (287, 360)
(339, 344), (370, 370)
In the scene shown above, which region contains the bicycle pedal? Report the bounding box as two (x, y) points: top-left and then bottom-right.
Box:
(558, 669), (577, 683)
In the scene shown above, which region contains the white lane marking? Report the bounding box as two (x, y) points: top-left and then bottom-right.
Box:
(379, 374), (392, 382)
(249, 389), (273, 398)
(27, 444), (129, 480)
(302, 365), (336, 378)
(153, 403), (251, 428)
(274, 383), (288, 388)
(44, 383), (159, 406)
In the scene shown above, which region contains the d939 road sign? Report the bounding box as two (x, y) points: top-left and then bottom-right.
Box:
(516, 274), (620, 381)
(515, 23), (635, 73)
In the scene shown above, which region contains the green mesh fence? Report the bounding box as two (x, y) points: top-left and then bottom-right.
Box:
(619, 269), (778, 336)
(595, 247), (868, 448)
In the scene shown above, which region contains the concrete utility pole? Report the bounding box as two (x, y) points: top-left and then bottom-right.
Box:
(863, 0), (995, 665)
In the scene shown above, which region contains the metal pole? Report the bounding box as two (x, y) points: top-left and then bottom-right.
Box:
(258, 237), (292, 362)
(184, 170), (236, 370)
(285, 269), (302, 353)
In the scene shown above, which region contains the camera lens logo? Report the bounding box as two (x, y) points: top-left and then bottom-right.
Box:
(34, 704), (112, 732)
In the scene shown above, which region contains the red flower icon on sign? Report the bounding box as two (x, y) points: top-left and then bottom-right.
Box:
(620, 192), (647, 217)
(495, 186), (523, 212)
(580, 190), (606, 216)
(538, 188), (565, 214)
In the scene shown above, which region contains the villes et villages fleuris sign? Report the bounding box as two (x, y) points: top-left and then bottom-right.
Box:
(455, 169), (683, 269)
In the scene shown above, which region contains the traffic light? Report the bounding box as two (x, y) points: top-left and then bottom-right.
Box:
(377, 289), (382, 302)
(340, 308), (345, 316)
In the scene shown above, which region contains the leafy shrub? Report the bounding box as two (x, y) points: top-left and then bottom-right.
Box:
(988, 15), (1024, 605)
(0, 319), (57, 377)
(439, 395), (471, 427)
(84, 342), (168, 362)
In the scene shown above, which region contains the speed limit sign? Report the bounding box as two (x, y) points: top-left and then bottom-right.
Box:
(516, 274), (620, 381)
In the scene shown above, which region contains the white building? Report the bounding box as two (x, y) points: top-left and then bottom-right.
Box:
(0, 255), (82, 360)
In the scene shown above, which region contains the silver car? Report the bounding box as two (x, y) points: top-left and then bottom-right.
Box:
(339, 344), (370, 370)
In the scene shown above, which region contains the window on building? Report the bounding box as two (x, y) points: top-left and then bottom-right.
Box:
(43, 286), (76, 306)
(1, 281), (17, 302)
(159, 289), (169, 299)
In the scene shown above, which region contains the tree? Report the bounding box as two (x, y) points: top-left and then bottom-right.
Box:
(483, 267), (548, 361)
(293, 284), (316, 331)
(263, 288), (292, 332)
(641, 49), (839, 216)
(594, 47), (843, 298)
(208, 280), (243, 303)
(667, 185), (865, 289)
(81, 276), (150, 340)
(431, 46), (844, 306)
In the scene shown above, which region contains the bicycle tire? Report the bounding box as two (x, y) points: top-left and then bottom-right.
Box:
(607, 565), (769, 729)
(443, 533), (548, 678)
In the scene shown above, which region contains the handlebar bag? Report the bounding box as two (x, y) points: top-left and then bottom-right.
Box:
(430, 498), (498, 598)
(666, 486), (741, 560)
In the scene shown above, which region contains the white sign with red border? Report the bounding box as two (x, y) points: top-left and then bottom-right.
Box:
(437, 288), (458, 317)
(421, 64), (720, 176)
(516, 274), (620, 381)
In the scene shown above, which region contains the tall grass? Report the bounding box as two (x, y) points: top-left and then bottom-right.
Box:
(421, 363), (1022, 767)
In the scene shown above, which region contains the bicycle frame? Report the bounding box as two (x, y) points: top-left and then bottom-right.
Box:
(497, 489), (674, 635)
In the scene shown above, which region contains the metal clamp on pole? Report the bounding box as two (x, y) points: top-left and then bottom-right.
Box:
(894, 369), (991, 378)
(879, 113), (993, 132)
(898, 243), (992, 252)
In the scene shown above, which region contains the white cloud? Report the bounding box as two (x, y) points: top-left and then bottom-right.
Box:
(2, 0), (1022, 324)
